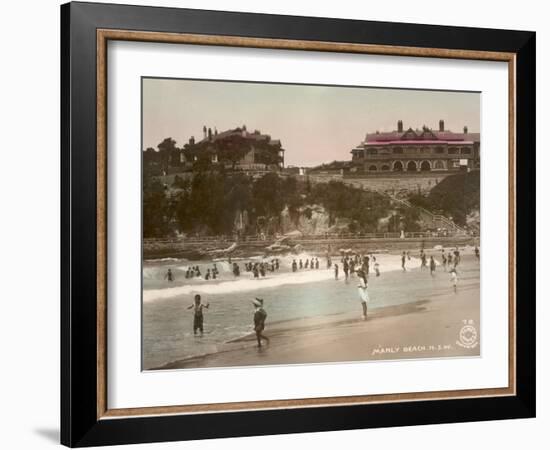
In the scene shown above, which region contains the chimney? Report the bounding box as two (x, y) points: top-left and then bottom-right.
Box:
(189, 136), (195, 145)
(463, 126), (468, 134)
(203, 125), (207, 140)
(208, 127), (212, 140)
(214, 127), (218, 136)
(439, 120), (445, 132)
(397, 120), (403, 133)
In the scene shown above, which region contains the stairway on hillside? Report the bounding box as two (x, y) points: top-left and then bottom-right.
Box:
(308, 174), (466, 234)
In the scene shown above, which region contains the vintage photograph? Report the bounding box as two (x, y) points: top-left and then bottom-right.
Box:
(141, 78), (481, 371)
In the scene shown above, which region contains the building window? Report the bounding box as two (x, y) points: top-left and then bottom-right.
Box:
(434, 160), (445, 170)
(407, 161), (417, 171)
(393, 147), (403, 155)
(381, 164), (390, 171)
(393, 161), (403, 171)
(448, 148), (459, 154)
(420, 161), (431, 171)
(435, 147), (445, 154)
(369, 165), (377, 171)
(460, 147), (472, 155)
(367, 148), (378, 155)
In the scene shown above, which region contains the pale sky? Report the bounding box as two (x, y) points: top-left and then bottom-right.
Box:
(142, 78), (480, 167)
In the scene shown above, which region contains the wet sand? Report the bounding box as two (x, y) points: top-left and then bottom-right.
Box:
(154, 267), (480, 370)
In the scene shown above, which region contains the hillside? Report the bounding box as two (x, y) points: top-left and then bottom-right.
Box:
(409, 171), (480, 226)
(143, 172), (415, 238)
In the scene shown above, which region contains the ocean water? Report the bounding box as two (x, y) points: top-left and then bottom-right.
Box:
(142, 250), (478, 369)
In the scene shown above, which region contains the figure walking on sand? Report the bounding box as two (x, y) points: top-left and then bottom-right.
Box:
(453, 247), (461, 267)
(252, 298), (269, 347)
(450, 268), (458, 293)
(334, 263), (339, 280)
(401, 251), (406, 272)
(187, 294), (209, 336)
(357, 269), (369, 320)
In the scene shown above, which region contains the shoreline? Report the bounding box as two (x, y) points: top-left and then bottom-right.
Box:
(151, 279), (480, 370)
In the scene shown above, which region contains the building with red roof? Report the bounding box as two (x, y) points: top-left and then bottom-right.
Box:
(350, 120), (480, 173)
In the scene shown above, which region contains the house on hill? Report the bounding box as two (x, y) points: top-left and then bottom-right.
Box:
(350, 120), (480, 173)
(143, 125), (285, 173)
(182, 125), (284, 171)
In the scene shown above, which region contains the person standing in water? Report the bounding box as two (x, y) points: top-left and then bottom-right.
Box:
(299, 259), (303, 269)
(343, 258), (350, 282)
(420, 252), (427, 270)
(450, 268), (458, 293)
(401, 251), (406, 272)
(164, 268), (174, 282)
(252, 298), (269, 347)
(187, 294), (209, 336)
(475, 246), (480, 260)
(429, 256), (436, 276)
(232, 263), (240, 277)
(357, 269), (369, 320)
(374, 260), (380, 277)
(334, 263), (339, 280)
(292, 259), (297, 272)
(442, 253), (447, 272)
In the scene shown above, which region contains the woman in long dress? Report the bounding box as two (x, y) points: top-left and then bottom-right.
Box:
(357, 269), (369, 320)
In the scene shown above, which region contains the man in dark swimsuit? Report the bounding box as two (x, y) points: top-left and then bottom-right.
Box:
(187, 294), (209, 336)
(164, 268), (174, 282)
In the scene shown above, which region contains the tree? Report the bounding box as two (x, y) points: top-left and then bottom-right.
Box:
(216, 135), (250, 170)
(157, 137), (179, 167)
(254, 141), (282, 170)
(143, 179), (171, 237)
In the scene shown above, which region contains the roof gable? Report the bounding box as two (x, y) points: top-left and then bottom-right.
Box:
(400, 128), (418, 140)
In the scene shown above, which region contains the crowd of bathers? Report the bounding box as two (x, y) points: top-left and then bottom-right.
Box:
(244, 259), (281, 278)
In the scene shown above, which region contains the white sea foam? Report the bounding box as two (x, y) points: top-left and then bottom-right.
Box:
(144, 257), (183, 263)
(143, 253), (422, 302)
(143, 269), (333, 302)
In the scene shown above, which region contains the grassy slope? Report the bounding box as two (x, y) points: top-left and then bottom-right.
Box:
(424, 171), (480, 225)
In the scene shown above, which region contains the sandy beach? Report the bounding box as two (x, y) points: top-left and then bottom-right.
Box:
(150, 253), (480, 370)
